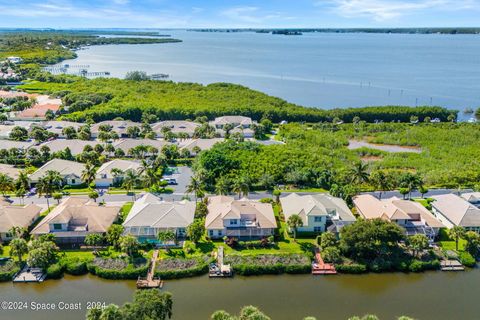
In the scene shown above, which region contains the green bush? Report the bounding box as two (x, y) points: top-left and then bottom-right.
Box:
(46, 263), (64, 279)
(336, 263), (367, 274)
(154, 257), (210, 279)
(0, 260), (20, 282)
(225, 254), (311, 276)
(408, 260), (424, 272)
(60, 257), (89, 275)
(87, 257), (148, 279)
(459, 252), (476, 268)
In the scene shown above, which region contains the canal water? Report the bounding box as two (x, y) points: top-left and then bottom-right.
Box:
(0, 271), (478, 320)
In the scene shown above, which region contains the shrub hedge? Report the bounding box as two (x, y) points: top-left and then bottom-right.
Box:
(154, 256), (211, 279)
(459, 252), (476, 268)
(0, 260), (20, 282)
(336, 263), (368, 274)
(87, 257), (148, 280)
(46, 263), (63, 279)
(224, 254), (311, 276)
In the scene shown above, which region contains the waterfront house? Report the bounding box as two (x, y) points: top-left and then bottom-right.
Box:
(123, 193), (195, 244)
(206, 196), (277, 240)
(461, 192), (480, 205)
(29, 159), (85, 186)
(431, 194), (480, 232)
(353, 194), (444, 239)
(31, 197), (120, 245)
(152, 120), (200, 138)
(95, 159), (141, 187)
(90, 120), (142, 138)
(0, 203), (42, 242)
(34, 139), (97, 156)
(179, 138), (224, 155)
(280, 193), (356, 234)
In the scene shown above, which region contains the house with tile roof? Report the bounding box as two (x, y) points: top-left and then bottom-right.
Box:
(31, 197), (120, 245)
(123, 193), (195, 243)
(29, 159), (86, 186)
(179, 138), (224, 155)
(0, 203), (42, 242)
(95, 159), (141, 187)
(152, 120), (200, 138)
(280, 193), (356, 234)
(431, 194), (480, 232)
(90, 120), (142, 138)
(206, 196), (277, 240)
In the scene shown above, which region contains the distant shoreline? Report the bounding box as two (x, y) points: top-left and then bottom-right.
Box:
(188, 28), (480, 35)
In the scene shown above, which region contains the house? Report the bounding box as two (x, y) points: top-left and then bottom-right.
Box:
(431, 194), (480, 232)
(123, 193), (195, 244)
(0, 164), (21, 180)
(211, 116), (253, 129)
(179, 138), (224, 155)
(206, 196), (277, 240)
(152, 121), (200, 138)
(0, 203), (42, 242)
(112, 138), (170, 155)
(95, 159), (141, 187)
(461, 192), (480, 205)
(31, 197), (120, 245)
(353, 194), (444, 238)
(34, 139), (97, 156)
(0, 139), (34, 151)
(14, 103), (62, 120)
(43, 121), (82, 138)
(29, 159), (85, 186)
(280, 193), (356, 234)
(90, 120), (142, 138)
(0, 121), (39, 140)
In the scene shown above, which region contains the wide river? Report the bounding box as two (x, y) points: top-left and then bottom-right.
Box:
(59, 30), (480, 115)
(1, 271), (479, 320)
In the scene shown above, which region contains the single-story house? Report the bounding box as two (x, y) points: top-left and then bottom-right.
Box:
(210, 116), (253, 129)
(152, 121), (200, 138)
(179, 138), (224, 155)
(280, 193), (356, 234)
(461, 192), (480, 205)
(90, 120), (142, 138)
(431, 194), (480, 232)
(42, 121), (82, 138)
(14, 103), (61, 120)
(353, 194), (444, 238)
(206, 196), (277, 240)
(29, 159), (86, 186)
(112, 138), (171, 155)
(0, 203), (42, 242)
(31, 197), (120, 245)
(123, 193), (195, 244)
(0, 163), (21, 180)
(0, 139), (34, 151)
(34, 139), (98, 156)
(95, 159), (141, 187)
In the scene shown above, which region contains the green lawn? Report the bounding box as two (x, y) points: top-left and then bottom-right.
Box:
(119, 202), (133, 221)
(413, 197), (433, 209)
(439, 240), (466, 251)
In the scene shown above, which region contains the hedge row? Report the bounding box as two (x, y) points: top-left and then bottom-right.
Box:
(154, 257), (211, 279)
(87, 258), (148, 280)
(225, 254), (311, 276)
(0, 261), (21, 282)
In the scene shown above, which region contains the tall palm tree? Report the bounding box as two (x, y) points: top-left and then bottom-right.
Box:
(0, 173), (13, 197)
(448, 226), (466, 251)
(349, 162), (369, 185)
(186, 176), (204, 202)
(81, 162), (97, 188)
(37, 170), (62, 211)
(232, 176), (249, 199)
(215, 176), (230, 195)
(15, 171), (30, 191)
(122, 169), (140, 201)
(287, 214), (304, 242)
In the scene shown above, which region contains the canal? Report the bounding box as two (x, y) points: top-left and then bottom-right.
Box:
(0, 271), (478, 320)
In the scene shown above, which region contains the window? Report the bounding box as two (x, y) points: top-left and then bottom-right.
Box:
(314, 216), (322, 222)
(218, 230), (222, 236)
(71, 179), (76, 184)
(53, 224), (62, 230)
(209, 230), (214, 236)
(230, 220), (238, 225)
(314, 227), (323, 232)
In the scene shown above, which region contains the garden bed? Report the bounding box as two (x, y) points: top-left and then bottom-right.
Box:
(154, 256), (211, 279)
(224, 253), (311, 275)
(87, 257), (148, 280)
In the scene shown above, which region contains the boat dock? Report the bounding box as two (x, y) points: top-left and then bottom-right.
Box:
(209, 246), (232, 278)
(441, 259), (465, 271)
(312, 248), (337, 275)
(13, 266), (46, 283)
(137, 250), (163, 288)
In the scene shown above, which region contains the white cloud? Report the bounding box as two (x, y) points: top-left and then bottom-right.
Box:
(320, 0), (480, 21)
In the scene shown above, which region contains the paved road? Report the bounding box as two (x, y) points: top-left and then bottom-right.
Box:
(9, 187), (470, 206)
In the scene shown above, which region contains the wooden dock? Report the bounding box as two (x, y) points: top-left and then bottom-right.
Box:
(209, 246), (232, 278)
(137, 250), (163, 288)
(441, 259), (465, 271)
(13, 267), (46, 283)
(312, 248), (337, 275)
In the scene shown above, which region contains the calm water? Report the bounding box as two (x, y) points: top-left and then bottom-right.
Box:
(60, 31), (480, 113)
(1, 271), (479, 320)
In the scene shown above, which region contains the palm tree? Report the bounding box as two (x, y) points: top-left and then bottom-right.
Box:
(9, 238), (28, 263)
(186, 176), (204, 202)
(232, 176), (249, 199)
(370, 170), (392, 199)
(448, 226), (466, 251)
(215, 176), (230, 195)
(110, 168), (124, 187)
(81, 162), (97, 188)
(15, 171), (29, 191)
(15, 187), (26, 205)
(349, 162), (369, 185)
(0, 173), (14, 197)
(122, 169), (140, 200)
(287, 214), (303, 242)
(37, 170), (62, 211)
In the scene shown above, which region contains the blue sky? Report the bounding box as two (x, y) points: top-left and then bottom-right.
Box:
(0, 0), (479, 28)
